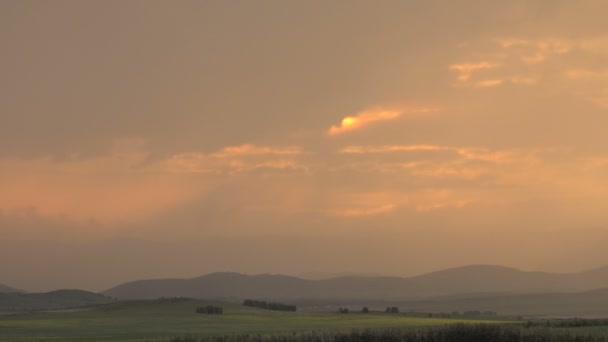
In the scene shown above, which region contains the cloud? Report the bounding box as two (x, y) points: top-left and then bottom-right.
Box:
(498, 39), (532, 48)
(0, 140), (205, 226)
(474, 79), (503, 88)
(330, 204), (396, 217)
(510, 76), (538, 85)
(340, 144), (519, 164)
(328, 109), (401, 135)
(565, 69), (608, 80)
(340, 144), (446, 154)
(521, 53), (546, 64)
(580, 36), (608, 54)
(164, 144), (307, 175)
(0, 142), (309, 226)
(449, 62), (501, 81)
(211, 144), (302, 158)
(328, 107), (435, 135)
(449, 37), (575, 88)
(326, 189), (478, 218)
(412, 190), (474, 212)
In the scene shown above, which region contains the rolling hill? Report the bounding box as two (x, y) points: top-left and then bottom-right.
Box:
(395, 288), (608, 317)
(102, 265), (608, 301)
(0, 289), (115, 311)
(0, 298), (498, 341)
(0, 283), (25, 293)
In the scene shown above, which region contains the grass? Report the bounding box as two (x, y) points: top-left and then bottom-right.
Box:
(0, 298), (510, 341)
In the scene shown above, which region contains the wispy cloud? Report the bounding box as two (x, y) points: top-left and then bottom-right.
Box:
(340, 144), (518, 164)
(450, 37), (574, 88)
(0, 140), (204, 225)
(565, 69), (608, 80)
(510, 76), (538, 85)
(165, 144), (307, 175)
(449, 62), (501, 81)
(211, 144), (302, 158)
(340, 144), (445, 154)
(474, 79), (503, 88)
(330, 204), (396, 217)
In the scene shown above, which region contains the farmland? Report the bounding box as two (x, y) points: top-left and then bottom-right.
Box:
(0, 298), (507, 341)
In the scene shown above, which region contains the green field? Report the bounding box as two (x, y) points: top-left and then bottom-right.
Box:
(0, 299), (509, 341)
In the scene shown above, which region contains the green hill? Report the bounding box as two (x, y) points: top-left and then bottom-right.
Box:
(0, 289), (114, 311)
(0, 298), (504, 341)
(394, 288), (608, 317)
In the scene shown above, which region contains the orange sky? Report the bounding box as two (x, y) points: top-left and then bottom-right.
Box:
(3, 0), (608, 291)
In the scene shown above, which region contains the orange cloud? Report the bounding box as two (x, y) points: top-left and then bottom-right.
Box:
(565, 69), (608, 80)
(0, 142), (309, 226)
(450, 38), (577, 88)
(413, 190), (473, 212)
(326, 189), (478, 218)
(328, 107), (434, 135)
(340, 145), (445, 154)
(339, 144), (528, 165)
(211, 144), (302, 158)
(510, 76), (538, 85)
(498, 38), (531, 48)
(0, 141), (205, 226)
(474, 79), (503, 88)
(164, 144), (307, 175)
(449, 62), (501, 81)
(332, 204), (396, 217)
(521, 53), (546, 64)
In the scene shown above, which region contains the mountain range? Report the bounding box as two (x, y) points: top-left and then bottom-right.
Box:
(102, 265), (608, 301)
(0, 283), (25, 293)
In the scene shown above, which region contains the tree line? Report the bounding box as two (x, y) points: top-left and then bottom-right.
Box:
(196, 305), (223, 315)
(243, 299), (296, 312)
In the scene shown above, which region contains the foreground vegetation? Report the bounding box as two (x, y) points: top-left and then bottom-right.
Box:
(169, 324), (608, 342)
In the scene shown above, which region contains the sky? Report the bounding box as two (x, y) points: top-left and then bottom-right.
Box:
(3, 0), (608, 292)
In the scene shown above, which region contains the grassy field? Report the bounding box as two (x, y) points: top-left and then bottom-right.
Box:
(0, 298), (509, 341)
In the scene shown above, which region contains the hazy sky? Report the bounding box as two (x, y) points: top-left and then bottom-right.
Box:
(3, 0), (608, 292)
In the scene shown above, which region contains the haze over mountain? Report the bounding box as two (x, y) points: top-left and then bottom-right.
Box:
(103, 265), (608, 301)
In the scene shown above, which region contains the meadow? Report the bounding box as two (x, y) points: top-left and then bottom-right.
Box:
(0, 298), (507, 341)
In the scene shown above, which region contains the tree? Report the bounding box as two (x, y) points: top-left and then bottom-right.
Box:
(243, 299), (296, 312)
(362, 307), (369, 313)
(196, 305), (223, 315)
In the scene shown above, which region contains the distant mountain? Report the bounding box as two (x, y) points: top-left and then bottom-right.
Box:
(297, 271), (385, 280)
(0, 283), (25, 293)
(102, 265), (608, 301)
(0, 289), (115, 311)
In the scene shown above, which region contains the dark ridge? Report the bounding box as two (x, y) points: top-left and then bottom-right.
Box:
(102, 265), (608, 301)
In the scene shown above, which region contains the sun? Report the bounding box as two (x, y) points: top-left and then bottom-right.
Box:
(341, 116), (357, 127)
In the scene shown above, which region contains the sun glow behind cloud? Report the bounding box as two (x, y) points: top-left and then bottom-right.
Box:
(328, 107), (435, 135)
